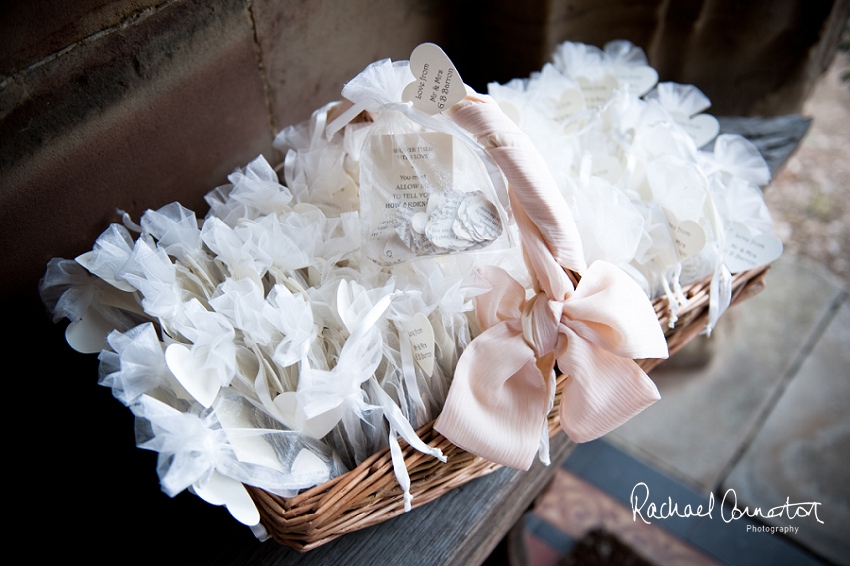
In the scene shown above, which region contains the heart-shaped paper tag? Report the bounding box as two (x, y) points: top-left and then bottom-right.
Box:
(613, 66), (658, 97)
(577, 75), (619, 108)
(165, 343), (220, 408)
(550, 88), (585, 122)
(291, 449), (331, 484)
(65, 307), (114, 354)
(214, 394), (287, 470)
(402, 312), (435, 377)
(663, 208), (707, 260)
(402, 43), (466, 115)
(193, 470), (260, 526)
(671, 112), (720, 149)
(722, 222), (783, 273)
(274, 391), (346, 440)
(591, 155), (624, 184)
(336, 279), (355, 334)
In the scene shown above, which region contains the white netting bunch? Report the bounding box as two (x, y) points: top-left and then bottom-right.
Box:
(40, 90), (517, 534)
(488, 40), (781, 332)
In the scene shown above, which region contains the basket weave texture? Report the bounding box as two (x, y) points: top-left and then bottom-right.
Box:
(248, 263), (770, 551)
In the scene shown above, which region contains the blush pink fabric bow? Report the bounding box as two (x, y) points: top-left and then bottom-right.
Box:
(433, 93), (669, 470)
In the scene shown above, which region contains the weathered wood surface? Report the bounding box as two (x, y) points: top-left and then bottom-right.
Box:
(219, 434), (574, 566)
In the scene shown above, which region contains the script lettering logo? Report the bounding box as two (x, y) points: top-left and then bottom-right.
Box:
(720, 489), (823, 524)
(630, 483), (824, 527)
(630, 482), (713, 524)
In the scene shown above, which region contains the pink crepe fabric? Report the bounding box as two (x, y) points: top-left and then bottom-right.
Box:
(434, 93), (669, 470)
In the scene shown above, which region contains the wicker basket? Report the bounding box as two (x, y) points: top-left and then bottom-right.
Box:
(247, 263), (771, 551)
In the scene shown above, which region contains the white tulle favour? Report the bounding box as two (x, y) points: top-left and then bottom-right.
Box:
(711, 176), (775, 234)
(699, 134), (771, 188)
(603, 40), (659, 97)
(645, 82), (712, 118)
(132, 391), (334, 502)
(163, 298), (238, 407)
(322, 55), (513, 266)
(549, 41), (628, 114)
(264, 286), (318, 368)
(119, 235), (192, 321)
(571, 172), (644, 266)
(205, 155), (294, 227)
(276, 104), (360, 214)
(140, 203), (222, 297)
(274, 282), (392, 437)
(551, 41), (608, 82)
(40, 258), (144, 331)
(75, 223), (138, 292)
(209, 278), (276, 347)
(384, 287), (435, 422)
(40, 49), (524, 534)
(98, 322), (185, 405)
(140, 203), (203, 263)
(200, 217), (272, 285)
(307, 211), (362, 276)
(490, 64), (587, 131)
(697, 141), (777, 333)
(644, 82), (720, 149)
(38, 130), (502, 531)
(486, 39), (780, 332)
(324, 58), (414, 138)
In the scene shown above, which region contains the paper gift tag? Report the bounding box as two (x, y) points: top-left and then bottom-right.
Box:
(663, 208), (707, 260)
(306, 259), (325, 288)
(577, 75), (619, 108)
(293, 202), (324, 222)
(274, 391), (345, 440)
(65, 307), (114, 354)
(562, 115), (591, 135)
(613, 66), (658, 97)
(193, 471), (260, 526)
(550, 88), (586, 122)
(591, 155), (623, 184)
(670, 111), (720, 149)
(165, 343), (220, 408)
(402, 312), (435, 377)
(722, 222), (783, 273)
(215, 397), (286, 471)
(402, 43), (466, 115)
(292, 449), (331, 484)
(283, 275), (309, 299)
(363, 130), (455, 262)
(336, 279), (356, 333)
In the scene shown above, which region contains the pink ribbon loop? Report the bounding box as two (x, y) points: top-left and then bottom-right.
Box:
(434, 94), (669, 470)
